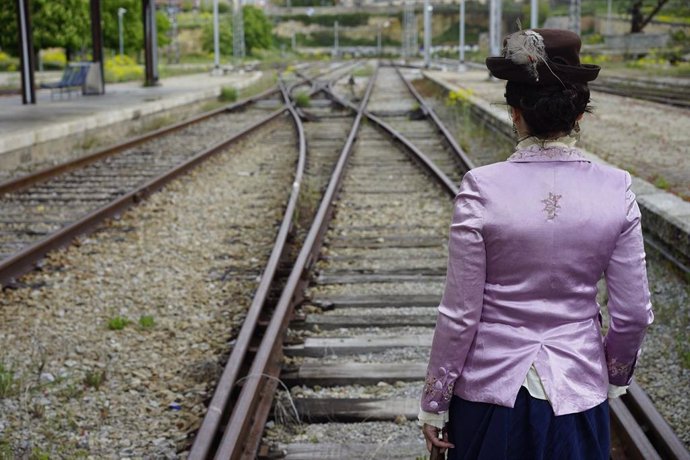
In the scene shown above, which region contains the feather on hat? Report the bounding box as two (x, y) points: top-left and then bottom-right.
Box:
(486, 29), (600, 85)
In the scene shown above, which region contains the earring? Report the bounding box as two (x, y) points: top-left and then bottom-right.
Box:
(512, 123), (518, 136)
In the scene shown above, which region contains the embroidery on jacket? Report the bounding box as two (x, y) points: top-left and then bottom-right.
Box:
(541, 192), (562, 220)
(608, 358), (633, 378)
(508, 145), (586, 162)
(423, 367), (458, 410)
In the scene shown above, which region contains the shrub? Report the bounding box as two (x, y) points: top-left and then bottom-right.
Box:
(42, 48), (67, 70)
(294, 91), (310, 108)
(219, 86), (238, 102)
(0, 51), (18, 72)
(104, 55), (144, 83)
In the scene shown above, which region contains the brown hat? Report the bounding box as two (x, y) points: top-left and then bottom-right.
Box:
(485, 29), (600, 85)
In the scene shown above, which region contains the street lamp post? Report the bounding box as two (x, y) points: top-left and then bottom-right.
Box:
(118, 7), (127, 56)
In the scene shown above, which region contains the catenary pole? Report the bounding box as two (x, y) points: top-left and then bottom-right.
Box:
(423, 0), (431, 67)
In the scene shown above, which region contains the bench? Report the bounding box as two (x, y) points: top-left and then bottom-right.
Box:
(40, 63), (90, 100)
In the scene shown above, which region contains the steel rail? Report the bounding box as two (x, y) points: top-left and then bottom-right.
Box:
(391, 64), (477, 171)
(0, 107), (288, 287)
(0, 86), (281, 196)
(621, 382), (690, 460)
(213, 64), (380, 460)
(187, 79), (306, 460)
(188, 66), (361, 458)
(324, 86), (459, 197)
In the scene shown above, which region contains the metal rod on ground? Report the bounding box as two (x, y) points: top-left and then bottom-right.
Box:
(423, 0), (431, 67)
(459, 0), (465, 69)
(334, 20), (339, 58)
(292, 32), (296, 51)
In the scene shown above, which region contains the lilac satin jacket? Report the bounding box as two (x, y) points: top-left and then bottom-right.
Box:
(421, 144), (654, 416)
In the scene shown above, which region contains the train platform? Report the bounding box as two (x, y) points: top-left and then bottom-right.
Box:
(0, 70), (263, 172)
(425, 69), (690, 267)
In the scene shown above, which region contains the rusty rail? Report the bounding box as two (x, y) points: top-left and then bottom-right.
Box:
(391, 64), (476, 171)
(187, 79), (306, 459)
(0, 86), (281, 196)
(0, 107), (287, 287)
(208, 64), (379, 460)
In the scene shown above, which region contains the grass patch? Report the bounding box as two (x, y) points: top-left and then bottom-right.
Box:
(138, 314), (156, 329)
(352, 66), (374, 78)
(0, 363), (16, 398)
(83, 370), (106, 390)
(106, 316), (131, 331)
(30, 448), (51, 460)
(654, 176), (670, 190)
(219, 86), (238, 102)
(294, 91), (311, 108)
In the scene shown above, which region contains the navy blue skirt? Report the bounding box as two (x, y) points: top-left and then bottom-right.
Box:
(447, 387), (610, 460)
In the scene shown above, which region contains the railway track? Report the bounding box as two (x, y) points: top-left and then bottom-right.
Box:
(0, 62), (357, 288)
(590, 76), (690, 109)
(188, 61), (689, 459)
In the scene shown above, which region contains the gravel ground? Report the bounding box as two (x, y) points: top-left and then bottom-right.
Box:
(0, 118), (297, 458)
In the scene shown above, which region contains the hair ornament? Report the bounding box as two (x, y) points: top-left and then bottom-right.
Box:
(504, 30), (546, 82)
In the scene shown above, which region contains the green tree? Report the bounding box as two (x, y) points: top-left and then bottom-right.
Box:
(201, 16), (233, 55)
(243, 5), (272, 54)
(0, 0), (90, 57)
(102, 0), (170, 55)
(0, 0), (169, 59)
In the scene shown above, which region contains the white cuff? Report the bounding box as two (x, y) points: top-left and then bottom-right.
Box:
(608, 384), (628, 399)
(417, 406), (448, 429)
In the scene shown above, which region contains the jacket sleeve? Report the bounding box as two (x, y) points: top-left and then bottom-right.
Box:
(421, 171), (486, 413)
(603, 172), (654, 386)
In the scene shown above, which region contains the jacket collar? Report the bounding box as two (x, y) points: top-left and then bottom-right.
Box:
(508, 135), (590, 163)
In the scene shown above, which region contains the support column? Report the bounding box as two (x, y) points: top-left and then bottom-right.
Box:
(459, 0), (465, 66)
(423, 0), (431, 67)
(90, 0), (105, 94)
(143, 0), (159, 86)
(15, 0), (36, 104)
(531, 0), (538, 29)
(489, 0), (502, 57)
(569, 0), (581, 35)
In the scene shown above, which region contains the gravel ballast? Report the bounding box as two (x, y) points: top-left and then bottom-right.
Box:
(0, 117), (297, 458)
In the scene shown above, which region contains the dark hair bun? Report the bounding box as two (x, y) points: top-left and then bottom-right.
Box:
(505, 81), (591, 137)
